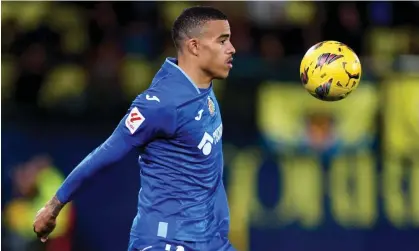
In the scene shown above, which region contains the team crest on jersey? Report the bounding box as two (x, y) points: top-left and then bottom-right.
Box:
(207, 96), (216, 116)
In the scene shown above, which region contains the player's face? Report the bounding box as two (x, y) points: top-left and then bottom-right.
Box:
(198, 20), (236, 79)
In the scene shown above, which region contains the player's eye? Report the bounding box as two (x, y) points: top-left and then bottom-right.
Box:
(220, 40), (226, 45)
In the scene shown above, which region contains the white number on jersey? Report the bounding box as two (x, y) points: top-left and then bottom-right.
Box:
(165, 244), (185, 251)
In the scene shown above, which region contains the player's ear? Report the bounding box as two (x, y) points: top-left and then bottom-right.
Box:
(186, 38), (199, 56)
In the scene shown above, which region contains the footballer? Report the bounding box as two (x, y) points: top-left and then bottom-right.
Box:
(33, 6), (236, 251)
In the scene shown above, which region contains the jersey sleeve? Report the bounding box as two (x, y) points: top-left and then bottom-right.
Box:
(55, 91), (177, 204)
(118, 90), (177, 147)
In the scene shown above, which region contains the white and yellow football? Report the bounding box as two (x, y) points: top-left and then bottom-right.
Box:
(300, 41), (362, 101)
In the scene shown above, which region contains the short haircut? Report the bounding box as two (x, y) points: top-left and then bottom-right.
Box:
(171, 6), (228, 51)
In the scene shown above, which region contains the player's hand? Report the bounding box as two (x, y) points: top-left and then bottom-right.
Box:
(33, 196), (65, 242)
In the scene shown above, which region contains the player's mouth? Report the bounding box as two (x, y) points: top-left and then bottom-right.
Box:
(226, 58), (233, 68)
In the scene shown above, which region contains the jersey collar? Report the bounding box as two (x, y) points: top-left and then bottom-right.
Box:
(163, 57), (212, 94)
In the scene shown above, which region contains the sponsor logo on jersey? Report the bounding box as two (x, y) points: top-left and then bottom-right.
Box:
(197, 123), (223, 155)
(195, 109), (204, 121)
(212, 123), (223, 144)
(145, 94), (160, 102)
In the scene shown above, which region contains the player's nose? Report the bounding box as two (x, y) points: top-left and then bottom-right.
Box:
(227, 42), (236, 55)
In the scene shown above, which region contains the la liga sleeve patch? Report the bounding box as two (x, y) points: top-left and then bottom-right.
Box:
(125, 106), (146, 134)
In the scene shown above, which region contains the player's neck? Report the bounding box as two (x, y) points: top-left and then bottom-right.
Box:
(177, 57), (212, 89)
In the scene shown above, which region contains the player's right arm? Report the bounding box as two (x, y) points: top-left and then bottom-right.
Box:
(33, 90), (177, 242)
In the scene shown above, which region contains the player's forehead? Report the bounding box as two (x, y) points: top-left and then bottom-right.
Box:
(201, 20), (231, 39)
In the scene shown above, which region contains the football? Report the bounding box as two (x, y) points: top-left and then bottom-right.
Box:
(299, 41), (362, 101)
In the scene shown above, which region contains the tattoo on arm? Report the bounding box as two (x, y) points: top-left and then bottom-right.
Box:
(46, 196), (65, 218)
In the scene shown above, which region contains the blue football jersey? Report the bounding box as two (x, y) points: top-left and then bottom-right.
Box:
(124, 58), (230, 241)
(56, 57), (230, 243)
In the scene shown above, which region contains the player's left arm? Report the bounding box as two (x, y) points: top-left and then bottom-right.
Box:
(33, 91), (177, 242)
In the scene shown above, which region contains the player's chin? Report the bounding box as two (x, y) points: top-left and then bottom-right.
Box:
(213, 73), (229, 80)
(214, 68), (231, 79)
